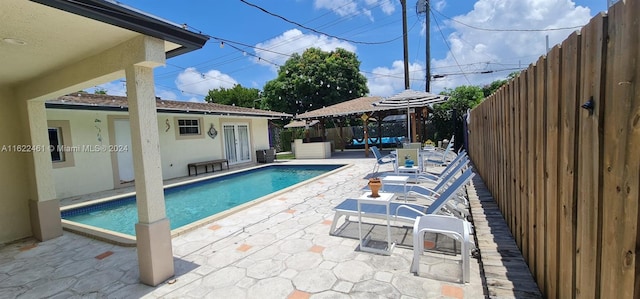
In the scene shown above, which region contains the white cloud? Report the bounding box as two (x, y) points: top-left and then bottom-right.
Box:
(314, 0), (359, 16)
(155, 89), (177, 101)
(187, 97), (204, 103)
(429, 0), (592, 92)
(254, 29), (356, 71)
(175, 67), (238, 98)
(86, 81), (126, 96)
(314, 0), (395, 17)
(367, 60), (425, 97)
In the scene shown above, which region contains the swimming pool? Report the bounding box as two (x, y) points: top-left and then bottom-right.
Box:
(61, 164), (347, 244)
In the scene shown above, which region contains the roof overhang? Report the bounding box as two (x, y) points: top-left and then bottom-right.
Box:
(45, 94), (292, 119)
(31, 0), (208, 58)
(1, 0), (209, 88)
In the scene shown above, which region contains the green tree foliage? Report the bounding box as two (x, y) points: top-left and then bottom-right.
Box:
(263, 48), (369, 115)
(428, 85), (484, 147)
(94, 88), (108, 95)
(482, 79), (507, 97)
(204, 84), (262, 108)
(482, 73), (518, 97)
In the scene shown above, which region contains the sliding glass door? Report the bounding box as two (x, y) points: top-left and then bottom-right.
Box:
(223, 123), (251, 164)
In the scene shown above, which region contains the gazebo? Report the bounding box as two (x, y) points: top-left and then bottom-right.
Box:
(293, 90), (449, 157)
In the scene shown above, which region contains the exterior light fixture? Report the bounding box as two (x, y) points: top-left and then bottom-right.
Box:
(2, 38), (27, 45)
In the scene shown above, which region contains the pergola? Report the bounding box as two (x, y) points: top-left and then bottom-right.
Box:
(293, 90), (449, 157)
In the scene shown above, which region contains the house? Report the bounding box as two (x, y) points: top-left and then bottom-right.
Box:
(1, 0), (211, 285)
(45, 93), (290, 199)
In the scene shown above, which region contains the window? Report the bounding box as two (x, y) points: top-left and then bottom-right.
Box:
(47, 120), (74, 168)
(178, 119), (200, 135)
(48, 127), (64, 162)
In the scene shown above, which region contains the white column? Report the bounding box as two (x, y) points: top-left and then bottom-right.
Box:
(25, 100), (62, 241)
(125, 64), (174, 286)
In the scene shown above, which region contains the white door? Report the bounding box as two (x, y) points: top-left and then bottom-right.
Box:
(114, 119), (135, 183)
(223, 123), (251, 164)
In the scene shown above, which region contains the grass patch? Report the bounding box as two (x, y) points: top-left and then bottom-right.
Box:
(276, 153), (295, 160)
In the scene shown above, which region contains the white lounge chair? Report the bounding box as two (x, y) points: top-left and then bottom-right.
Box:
(425, 135), (455, 166)
(329, 169), (475, 236)
(419, 151), (468, 183)
(370, 159), (471, 200)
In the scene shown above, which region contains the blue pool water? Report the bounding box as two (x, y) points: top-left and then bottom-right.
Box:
(62, 164), (343, 236)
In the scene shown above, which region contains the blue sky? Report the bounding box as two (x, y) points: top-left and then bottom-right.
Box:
(93, 0), (608, 102)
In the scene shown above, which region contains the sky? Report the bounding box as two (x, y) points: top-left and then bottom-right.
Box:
(91, 0), (609, 102)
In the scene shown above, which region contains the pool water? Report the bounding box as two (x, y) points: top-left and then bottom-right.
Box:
(61, 164), (343, 236)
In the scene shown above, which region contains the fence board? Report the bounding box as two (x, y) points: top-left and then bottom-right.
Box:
(511, 76), (524, 252)
(600, 1), (640, 298)
(520, 73), (533, 258)
(513, 76), (521, 245)
(496, 93), (510, 220)
(534, 55), (547, 292)
(527, 63), (537, 271)
(505, 84), (514, 233)
(519, 72), (528, 254)
(575, 13), (607, 299)
(544, 45), (562, 299)
(558, 31), (581, 299)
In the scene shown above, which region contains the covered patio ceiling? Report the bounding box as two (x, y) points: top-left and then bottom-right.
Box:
(1, 0), (207, 89)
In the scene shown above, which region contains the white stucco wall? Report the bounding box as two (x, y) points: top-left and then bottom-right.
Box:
(250, 118), (271, 151)
(46, 108), (273, 198)
(0, 87), (32, 243)
(158, 113), (225, 179)
(47, 109), (117, 198)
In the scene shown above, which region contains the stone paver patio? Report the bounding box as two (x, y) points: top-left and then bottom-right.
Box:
(0, 151), (540, 298)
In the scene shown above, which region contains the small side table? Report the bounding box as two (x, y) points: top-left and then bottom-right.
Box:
(381, 175), (410, 201)
(357, 192), (396, 255)
(398, 166), (420, 174)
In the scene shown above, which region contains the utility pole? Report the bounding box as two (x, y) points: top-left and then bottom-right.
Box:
(401, 0), (410, 90)
(416, 0), (430, 92)
(425, 1), (430, 92)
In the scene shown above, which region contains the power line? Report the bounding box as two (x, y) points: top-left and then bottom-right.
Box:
(431, 8), (584, 32)
(238, 0), (400, 45)
(431, 9), (471, 85)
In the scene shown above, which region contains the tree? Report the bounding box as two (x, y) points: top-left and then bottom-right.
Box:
(263, 48), (369, 115)
(204, 84), (262, 108)
(482, 79), (507, 97)
(482, 73), (519, 97)
(94, 88), (107, 95)
(428, 85), (484, 148)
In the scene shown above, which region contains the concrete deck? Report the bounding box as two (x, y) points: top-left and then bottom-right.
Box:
(0, 150), (542, 298)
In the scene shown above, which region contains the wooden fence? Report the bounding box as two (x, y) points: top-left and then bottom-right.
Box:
(466, 1), (639, 298)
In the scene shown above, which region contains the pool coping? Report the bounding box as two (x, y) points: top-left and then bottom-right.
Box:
(60, 162), (353, 246)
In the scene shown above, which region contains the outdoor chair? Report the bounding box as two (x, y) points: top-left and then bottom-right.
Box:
(424, 135), (455, 166)
(372, 159), (471, 201)
(329, 168), (475, 236)
(395, 148), (421, 171)
(419, 151), (468, 182)
(371, 146), (396, 174)
(411, 214), (472, 283)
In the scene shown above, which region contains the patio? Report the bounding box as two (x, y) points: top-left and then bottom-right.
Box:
(0, 150), (541, 298)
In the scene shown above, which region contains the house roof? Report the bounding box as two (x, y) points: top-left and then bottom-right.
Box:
(46, 93), (292, 119)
